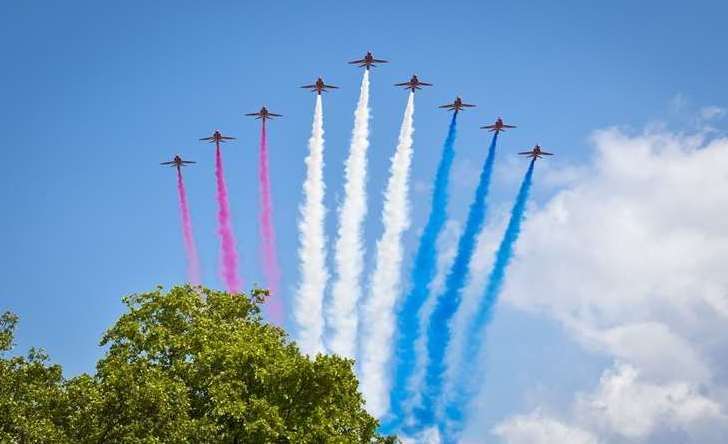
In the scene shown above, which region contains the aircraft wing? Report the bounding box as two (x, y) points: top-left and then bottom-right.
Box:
(438, 104), (454, 108)
(541, 151), (554, 155)
(300, 84), (316, 89)
(372, 58), (387, 63)
(160, 161), (175, 165)
(462, 103), (476, 107)
(394, 82), (410, 86)
(244, 112), (260, 116)
(182, 160), (196, 164)
(419, 82), (433, 86)
(518, 151), (533, 155)
(324, 84), (339, 89)
(199, 136), (213, 141)
(480, 125), (496, 129)
(221, 136), (236, 140)
(503, 124), (516, 128)
(348, 59), (365, 64)
(269, 113), (283, 117)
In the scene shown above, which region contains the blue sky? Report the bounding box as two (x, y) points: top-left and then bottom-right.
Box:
(2, 1), (728, 440)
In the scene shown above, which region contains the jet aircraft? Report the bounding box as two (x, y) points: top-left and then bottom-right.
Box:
(439, 96), (475, 113)
(348, 51), (388, 70)
(199, 130), (236, 144)
(395, 74), (432, 92)
(161, 155), (195, 171)
(518, 144), (554, 159)
(301, 77), (338, 95)
(481, 118), (517, 134)
(245, 106), (282, 121)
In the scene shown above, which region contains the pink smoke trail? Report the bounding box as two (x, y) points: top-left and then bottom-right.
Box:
(176, 168), (201, 285)
(259, 120), (283, 324)
(214, 143), (241, 293)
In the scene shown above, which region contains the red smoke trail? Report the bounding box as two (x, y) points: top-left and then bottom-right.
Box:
(259, 120), (283, 323)
(214, 142), (241, 293)
(176, 168), (201, 285)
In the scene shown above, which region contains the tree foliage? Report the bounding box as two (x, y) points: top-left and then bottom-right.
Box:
(0, 286), (398, 443)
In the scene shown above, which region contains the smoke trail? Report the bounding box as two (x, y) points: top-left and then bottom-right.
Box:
(415, 132), (500, 428)
(442, 159), (536, 438)
(361, 92), (416, 417)
(408, 220), (461, 418)
(176, 168), (202, 285)
(295, 94), (328, 355)
(258, 120), (283, 324)
(385, 113), (458, 430)
(439, 214), (502, 428)
(214, 144), (241, 293)
(327, 70), (370, 358)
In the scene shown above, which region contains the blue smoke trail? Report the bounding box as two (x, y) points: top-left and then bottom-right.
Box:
(414, 132), (499, 429)
(383, 113), (458, 433)
(442, 159), (536, 439)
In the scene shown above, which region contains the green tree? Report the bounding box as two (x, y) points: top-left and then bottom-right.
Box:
(0, 311), (69, 443)
(0, 286), (399, 443)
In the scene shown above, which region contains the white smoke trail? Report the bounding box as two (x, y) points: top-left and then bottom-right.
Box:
(327, 70), (371, 358)
(295, 94), (328, 356)
(360, 92), (416, 417)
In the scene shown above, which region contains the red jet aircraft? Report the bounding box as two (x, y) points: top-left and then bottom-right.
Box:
(161, 155), (196, 171)
(199, 130), (236, 144)
(518, 144), (554, 160)
(301, 77), (339, 95)
(245, 106), (283, 121)
(481, 118), (517, 134)
(395, 75), (432, 92)
(348, 51), (388, 70)
(439, 96), (476, 113)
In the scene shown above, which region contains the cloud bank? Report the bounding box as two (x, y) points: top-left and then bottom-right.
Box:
(458, 125), (728, 443)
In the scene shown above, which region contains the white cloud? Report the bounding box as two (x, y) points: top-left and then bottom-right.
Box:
(699, 106), (725, 122)
(570, 321), (711, 384)
(576, 363), (724, 440)
(505, 127), (728, 339)
(492, 363), (727, 443)
(400, 427), (442, 444)
(493, 412), (599, 444)
(470, 124), (728, 442)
